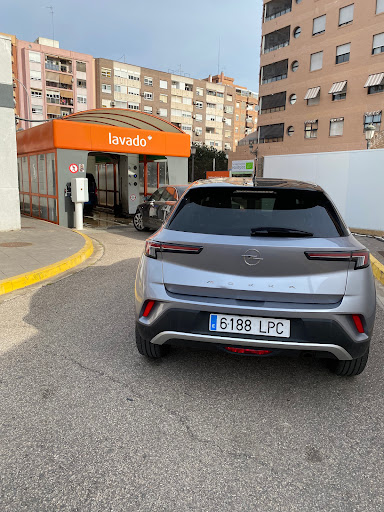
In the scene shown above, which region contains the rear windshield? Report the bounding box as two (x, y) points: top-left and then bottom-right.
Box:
(167, 187), (348, 238)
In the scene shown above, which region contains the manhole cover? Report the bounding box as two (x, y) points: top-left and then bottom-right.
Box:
(0, 242), (33, 248)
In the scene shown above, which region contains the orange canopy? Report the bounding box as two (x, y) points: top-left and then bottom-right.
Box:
(17, 108), (191, 158)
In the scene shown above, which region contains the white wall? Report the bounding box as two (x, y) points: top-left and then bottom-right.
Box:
(0, 35), (20, 231)
(264, 149), (384, 231)
(166, 156), (188, 185)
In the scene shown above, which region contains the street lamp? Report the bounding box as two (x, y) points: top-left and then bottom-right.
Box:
(13, 77), (31, 129)
(365, 123), (376, 149)
(190, 145), (197, 182)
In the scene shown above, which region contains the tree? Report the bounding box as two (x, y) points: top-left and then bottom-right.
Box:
(188, 144), (228, 181)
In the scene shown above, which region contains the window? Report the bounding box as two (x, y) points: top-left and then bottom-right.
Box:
(236, 114), (239, 121)
(158, 108), (167, 117)
(160, 80), (168, 89)
(143, 92), (153, 100)
(29, 51), (41, 63)
(182, 124), (192, 132)
(77, 95), (87, 104)
(225, 130), (231, 138)
(77, 79), (86, 88)
(207, 89), (215, 96)
(293, 27), (302, 38)
(32, 105), (43, 114)
(168, 188), (346, 238)
(289, 94), (297, 104)
(182, 110), (192, 118)
(128, 86), (139, 95)
(183, 97), (192, 105)
(313, 15), (326, 35)
(144, 77), (153, 86)
(235, 127), (238, 133)
(310, 51), (323, 71)
(217, 92), (224, 98)
(336, 43), (351, 64)
(236, 102), (240, 108)
(227, 94), (232, 101)
(102, 84), (111, 94)
(195, 113), (202, 122)
(339, 4), (354, 26)
(377, 0), (384, 14)
(304, 120), (318, 138)
(196, 87), (204, 96)
(287, 126), (294, 136)
(115, 100), (127, 108)
(206, 114), (216, 121)
(185, 83), (193, 92)
(224, 118), (232, 126)
(258, 123), (284, 143)
(114, 68), (140, 81)
(373, 33), (384, 54)
(46, 90), (60, 103)
(102, 99), (111, 108)
(128, 102), (139, 110)
(159, 94), (168, 103)
(368, 84), (384, 94)
(224, 143), (231, 150)
(171, 109), (182, 117)
(30, 70), (41, 80)
(172, 95), (182, 103)
(195, 101), (203, 109)
(364, 111), (382, 131)
(195, 127), (202, 136)
(101, 67), (111, 77)
(330, 118), (344, 136)
(206, 102), (216, 109)
(329, 81), (347, 101)
(31, 90), (42, 98)
(224, 105), (234, 114)
(115, 84), (128, 94)
(76, 62), (86, 72)
(291, 60), (299, 72)
(143, 105), (153, 113)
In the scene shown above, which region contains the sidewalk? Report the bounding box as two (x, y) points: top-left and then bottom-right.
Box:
(354, 233), (384, 285)
(0, 216), (93, 295)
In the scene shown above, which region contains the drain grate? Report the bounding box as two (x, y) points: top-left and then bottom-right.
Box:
(0, 242), (33, 248)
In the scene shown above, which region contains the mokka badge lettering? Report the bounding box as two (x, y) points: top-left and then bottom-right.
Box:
(108, 132), (150, 147)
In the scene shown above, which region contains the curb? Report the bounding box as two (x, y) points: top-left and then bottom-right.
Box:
(371, 254), (384, 286)
(0, 231), (94, 296)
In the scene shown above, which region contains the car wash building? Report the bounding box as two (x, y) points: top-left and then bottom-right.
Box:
(16, 109), (190, 227)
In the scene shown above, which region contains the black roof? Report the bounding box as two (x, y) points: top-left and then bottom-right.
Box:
(192, 177), (322, 191)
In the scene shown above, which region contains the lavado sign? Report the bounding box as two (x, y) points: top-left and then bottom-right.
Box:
(108, 132), (151, 147)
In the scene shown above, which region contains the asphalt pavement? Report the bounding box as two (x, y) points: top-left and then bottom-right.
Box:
(1, 224), (384, 512)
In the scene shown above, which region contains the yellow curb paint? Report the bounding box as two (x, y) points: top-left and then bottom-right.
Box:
(370, 254), (384, 286)
(0, 231), (94, 296)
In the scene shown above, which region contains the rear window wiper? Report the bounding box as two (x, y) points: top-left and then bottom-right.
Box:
(250, 227), (314, 237)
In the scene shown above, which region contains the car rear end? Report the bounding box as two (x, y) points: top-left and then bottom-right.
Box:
(135, 179), (376, 375)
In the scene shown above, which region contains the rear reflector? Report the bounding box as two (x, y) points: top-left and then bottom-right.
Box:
(145, 240), (203, 259)
(305, 250), (369, 269)
(142, 300), (155, 318)
(225, 347), (272, 355)
(352, 314), (365, 334)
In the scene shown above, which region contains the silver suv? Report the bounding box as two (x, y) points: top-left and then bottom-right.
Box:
(135, 179), (376, 376)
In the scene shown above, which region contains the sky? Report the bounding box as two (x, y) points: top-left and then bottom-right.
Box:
(2, 0), (263, 91)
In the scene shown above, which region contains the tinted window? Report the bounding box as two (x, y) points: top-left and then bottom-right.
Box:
(168, 187), (347, 238)
(149, 188), (163, 201)
(161, 187), (177, 201)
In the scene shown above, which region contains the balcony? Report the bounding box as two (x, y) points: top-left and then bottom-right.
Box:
(45, 58), (72, 74)
(46, 80), (73, 90)
(263, 26), (290, 54)
(261, 60), (288, 85)
(264, 0), (292, 22)
(259, 91), (286, 114)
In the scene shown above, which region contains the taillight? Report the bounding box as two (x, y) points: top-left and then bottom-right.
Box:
(352, 314), (365, 334)
(305, 250), (369, 269)
(145, 240), (203, 259)
(142, 300), (155, 318)
(225, 347), (272, 355)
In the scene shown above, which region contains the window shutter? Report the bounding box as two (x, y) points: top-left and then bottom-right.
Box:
(377, 0), (384, 14)
(310, 51), (323, 71)
(330, 119), (344, 136)
(339, 4), (354, 25)
(313, 15), (326, 34)
(336, 43), (351, 56)
(373, 33), (384, 49)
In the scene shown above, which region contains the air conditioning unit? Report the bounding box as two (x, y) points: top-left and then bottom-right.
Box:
(193, 101), (198, 105)
(156, 110), (161, 115)
(222, 117), (227, 122)
(110, 101), (116, 107)
(140, 92), (145, 97)
(192, 114), (196, 119)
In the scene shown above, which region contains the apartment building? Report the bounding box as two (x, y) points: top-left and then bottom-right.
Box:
(16, 37), (95, 129)
(0, 33), (18, 117)
(94, 58), (253, 151)
(256, 0), (384, 159)
(209, 72), (259, 149)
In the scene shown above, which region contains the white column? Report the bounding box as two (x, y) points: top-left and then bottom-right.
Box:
(0, 35), (20, 231)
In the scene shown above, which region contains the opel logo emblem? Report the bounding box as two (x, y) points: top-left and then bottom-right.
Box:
(242, 249), (263, 266)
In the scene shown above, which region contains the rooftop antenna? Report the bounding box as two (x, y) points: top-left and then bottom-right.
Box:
(118, 54), (126, 63)
(218, 37), (221, 75)
(46, 6), (54, 41)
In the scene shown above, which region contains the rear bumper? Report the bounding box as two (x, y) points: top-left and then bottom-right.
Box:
(136, 309), (372, 360)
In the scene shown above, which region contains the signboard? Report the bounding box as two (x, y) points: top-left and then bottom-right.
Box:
(79, 163), (85, 173)
(130, 194), (137, 201)
(231, 160), (254, 172)
(69, 163), (79, 173)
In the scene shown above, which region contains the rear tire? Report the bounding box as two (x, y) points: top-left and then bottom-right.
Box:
(329, 349), (369, 377)
(135, 328), (167, 359)
(133, 211), (148, 232)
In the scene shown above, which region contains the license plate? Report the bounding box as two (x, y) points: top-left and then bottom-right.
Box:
(209, 314), (290, 338)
